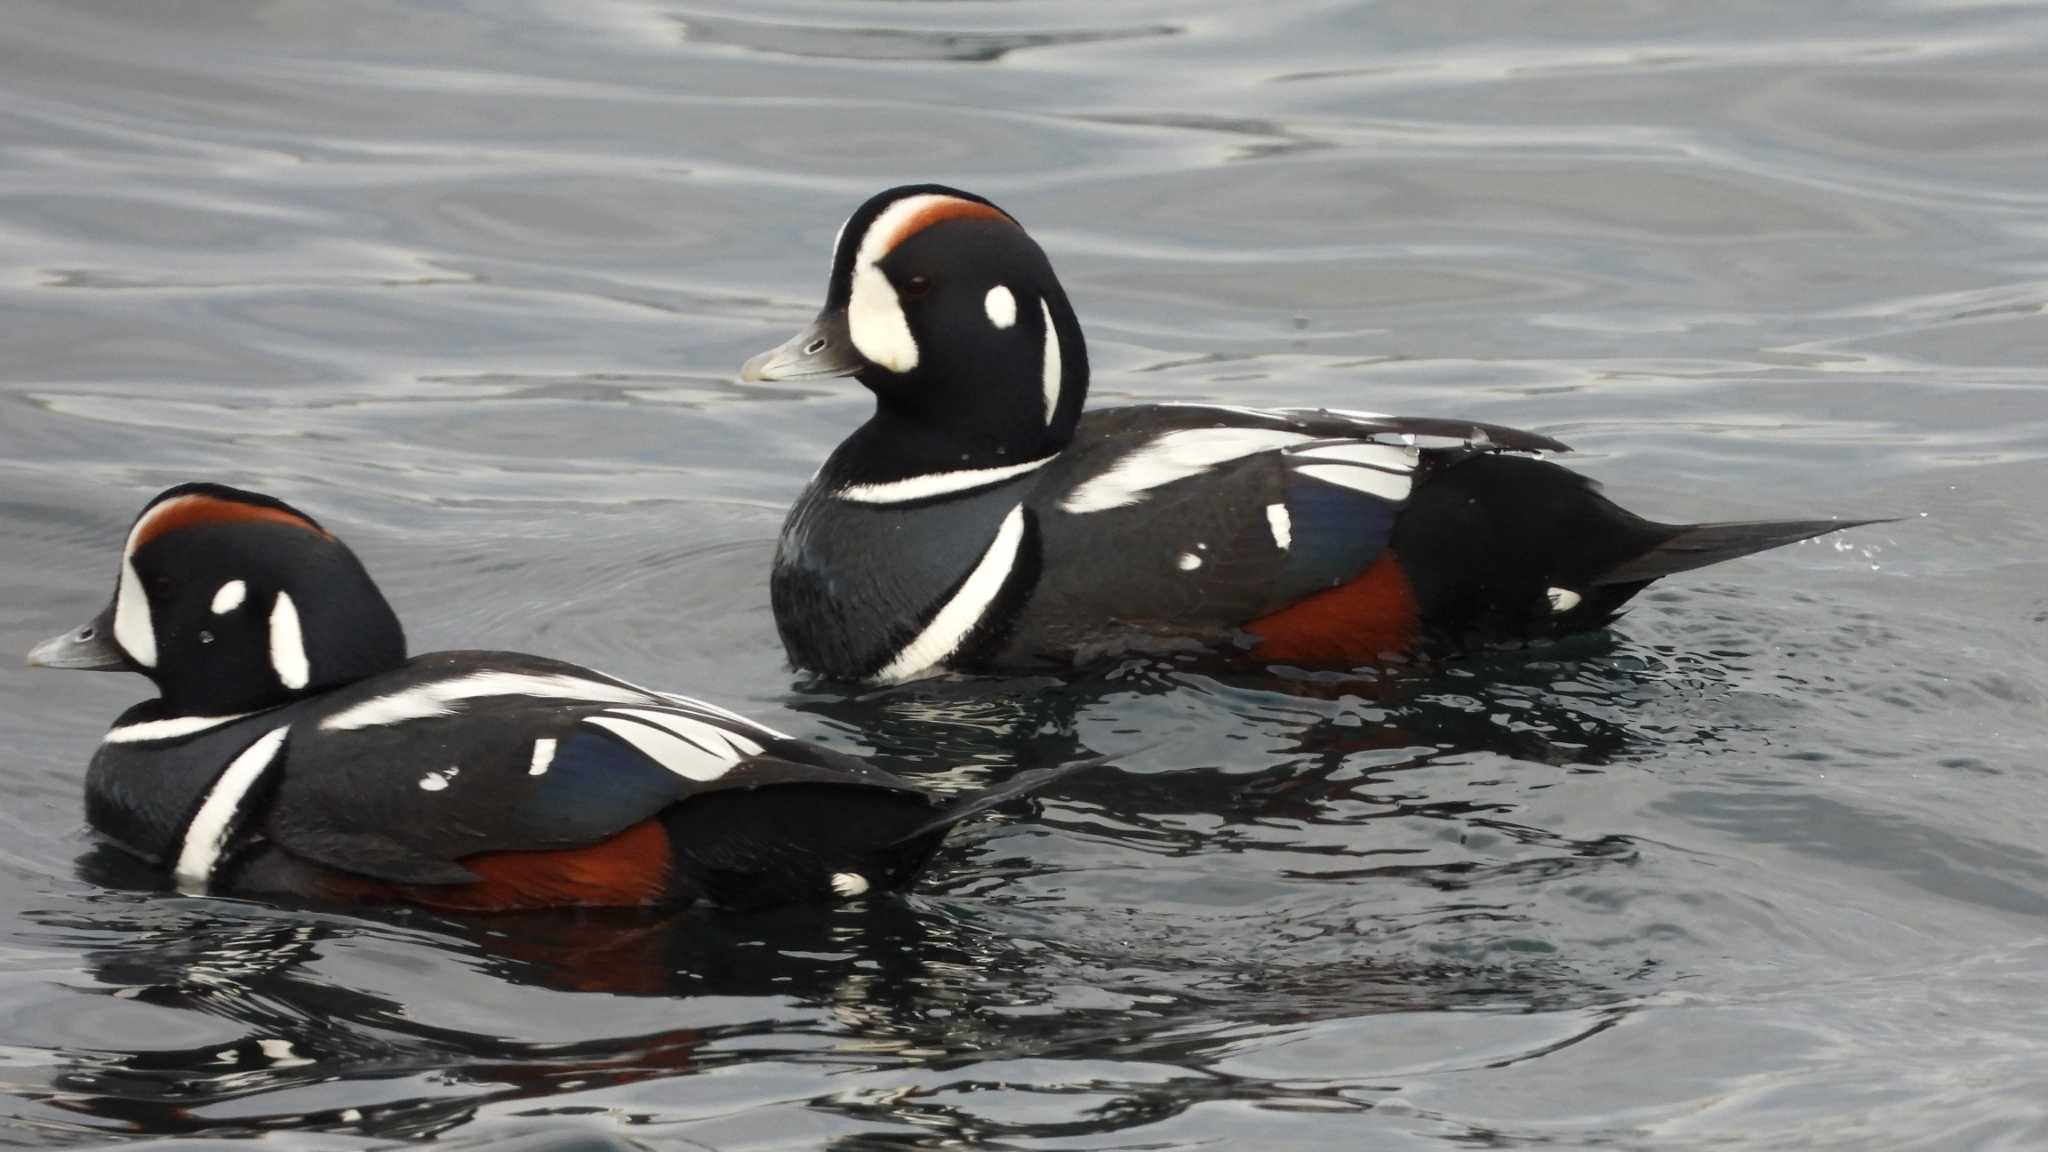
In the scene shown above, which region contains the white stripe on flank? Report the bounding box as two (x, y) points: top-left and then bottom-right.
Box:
(319, 671), (653, 731)
(1040, 297), (1061, 426)
(528, 738), (557, 776)
(1060, 428), (1311, 514)
(104, 711), (257, 744)
(835, 454), (1054, 505)
(269, 592), (310, 690)
(876, 504), (1027, 684)
(174, 725), (289, 888)
(604, 706), (765, 759)
(1266, 503), (1292, 550)
(1292, 463), (1412, 503)
(210, 580), (247, 615)
(584, 716), (734, 782)
(114, 555), (157, 668)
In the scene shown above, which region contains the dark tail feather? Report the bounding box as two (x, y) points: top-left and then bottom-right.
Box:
(889, 750), (1121, 847)
(1595, 518), (1893, 586)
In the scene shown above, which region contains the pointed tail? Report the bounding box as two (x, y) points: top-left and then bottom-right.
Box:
(889, 750), (1120, 847)
(1595, 518), (1893, 586)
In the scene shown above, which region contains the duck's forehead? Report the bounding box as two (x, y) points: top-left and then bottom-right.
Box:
(127, 493), (329, 557)
(852, 193), (1014, 266)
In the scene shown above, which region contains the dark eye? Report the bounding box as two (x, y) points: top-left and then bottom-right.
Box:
(903, 275), (931, 299)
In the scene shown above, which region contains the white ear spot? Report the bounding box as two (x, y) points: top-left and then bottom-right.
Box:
(984, 285), (1017, 329)
(1039, 298), (1062, 426)
(1178, 552), (1203, 571)
(831, 872), (870, 898)
(1546, 587), (1583, 614)
(268, 591), (310, 689)
(210, 580), (247, 615)
(114, 556), (157, 668)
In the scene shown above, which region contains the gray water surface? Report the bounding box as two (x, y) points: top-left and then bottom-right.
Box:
(2, 1), (2046, 1148)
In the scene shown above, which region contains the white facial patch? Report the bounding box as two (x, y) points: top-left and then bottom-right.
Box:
(1040, 298), (1061, 426)
(831, 872), (870, 898)
(1061, 428), (1312, 514)
(875, 503), (1028, 683)
(1266, 503), (1292, 550)
(1547, 587), (1583, 614)
(211, 580), (246, 615)
(268, 592), (310, 689)
(984, 285), (1017, 329)
(114, 556), (157, 668)
(419, 767), (457, 792)
(1177, 552), (1202, 571)
(174, 725), (289, 888)
(848, 262), (919, 373)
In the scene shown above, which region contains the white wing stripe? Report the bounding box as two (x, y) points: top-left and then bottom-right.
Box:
(1293, 463), (1412, 503)
(320, 671), (654, 731)
(604, 707), (766, 759)
(175, 725), (289, 888)
(583, 716), (734, 782)
(876, 504), (1027, 683)
(1060, 428), (1312, 514)
(1287, 442), (1417, 474)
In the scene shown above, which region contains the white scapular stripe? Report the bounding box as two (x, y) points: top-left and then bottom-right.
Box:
(643, 688), (792, 740)
(1292, 463), (1412, 503)
(1288, 441), (1417, 474)
(528, 737), (557, 776)
(269, 592), (310, 690)
(211, 580), (247, 615)
(174, 725), (289, 888)
(836, 454), (1054, 505)
(984, 285), (1017, 328)
(1039, 297), (1061, 426)
(876, 504), (1027, 683)
(114, 555), (157, 668)
(584, 715), (735, 782)
(104, 711), (256, 744)
(831, 872), (870, 897)
(1266, 503), (1292, 550)
(604, 706), (766, 759)
(319, 671), (653, 731)
(1060, 428), (1311, 514)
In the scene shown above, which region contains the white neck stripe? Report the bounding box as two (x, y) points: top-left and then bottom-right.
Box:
(104, 712), (258, 744)
(1040, 297), (1061, 427)
(875, 504), (1028, 683)
(175, 725), (289, 888)
(835, 454), (1055, 505)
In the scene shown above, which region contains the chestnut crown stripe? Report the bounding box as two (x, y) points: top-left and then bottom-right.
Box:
(861, 195), (1015, 261)
(127, 494), (331, 556)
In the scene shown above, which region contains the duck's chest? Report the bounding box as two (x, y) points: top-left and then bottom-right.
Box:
(771, 481), (1038, 680)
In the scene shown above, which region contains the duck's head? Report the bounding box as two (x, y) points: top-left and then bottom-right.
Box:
(27, 483), (406, 715)
(742, 184), (1088, 459)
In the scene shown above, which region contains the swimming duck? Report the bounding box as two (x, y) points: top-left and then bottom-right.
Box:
(27, 483), (1081, 910)
(743, 184), (1878, 682)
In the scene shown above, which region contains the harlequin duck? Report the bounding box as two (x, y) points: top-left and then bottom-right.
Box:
(742, 184), (1884, 682)
(26, 482), (1087, 911)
